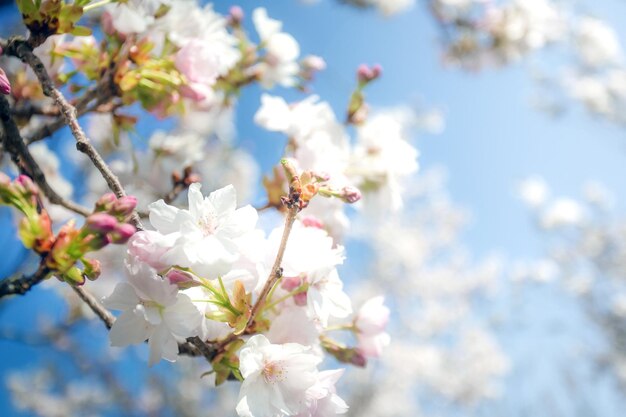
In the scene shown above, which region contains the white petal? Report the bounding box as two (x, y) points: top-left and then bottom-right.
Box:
(218, 205), (258, 239)
(109, 309), (152, 347)
(208, 184), (237, 217)
(163, 294), (202, 337)
(148, 323), (178, 366)
(148, 199), (181, 234)
(102, 282), (139, 311)
(187, 182), (204, 221)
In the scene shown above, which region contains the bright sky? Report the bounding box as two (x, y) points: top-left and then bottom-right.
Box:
(2, 0), (626, 415)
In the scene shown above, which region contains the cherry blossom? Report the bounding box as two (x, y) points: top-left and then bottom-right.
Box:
(236, 335), (322, 417)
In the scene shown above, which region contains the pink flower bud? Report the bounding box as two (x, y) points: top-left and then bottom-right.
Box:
(357, 64), (373, 83)
(112, 195), (137, 217)
(341, 186), (362, 204)
(371, 63), (382, 79)
(350, 351), (367, 367)
(357, 64), (382, 83)
(301, 55), (326, 72)
(293, 292), (308, 306)
(228, 6), (244, 24)
(281, 276), (302, 291)
(301, 216), (324, 229)
(110, 223), (136, 244)
(94, 193), (117, 212)
(0, 67), (11, 95)
(166, 269), (200, 288)
(86, 213), (118, 233)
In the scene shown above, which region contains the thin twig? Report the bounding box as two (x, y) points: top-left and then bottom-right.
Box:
(0, 262), (51, 298)
(247, 205), (299, 324)
(71, 285), (115, 329)
(3, 37), (142, 229)
(216, 203), (299, 350)
(0, 95), (92, 216)
(69, 283), (203, 358)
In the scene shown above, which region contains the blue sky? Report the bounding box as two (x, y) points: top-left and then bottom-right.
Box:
(2, 0), (626, 415)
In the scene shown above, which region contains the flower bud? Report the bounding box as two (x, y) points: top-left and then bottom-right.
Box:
(63, 266), (85, 286)
(83, 258), (101, 281)
(14, 175), (39, 197)
(357, 63), (382, 84)
(109, 223), (136, 244)
(111, 195), (137, 218)
(228, 5), (244, 25)
(301, 216), (324, 229)
(94, 193), (117, 212)
(301, 55), (326, 72)
(86, 213), (118, 233)
(0, 67), (11, 96)
(340, 185), (362, 204)
(166, 269), (199, 289)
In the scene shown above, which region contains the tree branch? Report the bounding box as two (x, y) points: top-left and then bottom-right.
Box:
(0, 94), (92, 216)
(69, 283), (204, 358)
(2, 37), (142, 229)
(0, 262), (51, 298)
(71, 285), (115, 328)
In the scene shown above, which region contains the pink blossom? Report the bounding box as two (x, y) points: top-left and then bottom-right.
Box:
(175, 39), (221, 102)
(354, 296), (390, 358)
(0, 67), (10, 95)
(127, 230), (176, 272)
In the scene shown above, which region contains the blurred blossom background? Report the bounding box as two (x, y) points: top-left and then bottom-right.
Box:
(2, 0), (626, 416)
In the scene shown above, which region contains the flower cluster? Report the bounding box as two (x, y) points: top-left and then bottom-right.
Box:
(103, 180), (390, 416)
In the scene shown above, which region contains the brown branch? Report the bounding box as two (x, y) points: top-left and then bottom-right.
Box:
(71, 285), (115, 329)
(0, 262), (51, 298)
(70, 283), (203, 358)
(0, 94), (92, 216)
(24, 87), (113, 145)
(247, 205), (299, 324)
(11, 101), (60, 117)
(2, 37), (142, 229)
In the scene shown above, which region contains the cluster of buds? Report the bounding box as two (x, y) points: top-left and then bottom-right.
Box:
(0, 173), (54, 252)
(46, 193), (137, 285)
(16, 0), (91, 42)
(264, 159), (362, 211)
(298, 55), (327, 89)
(348, 63), (382, 124)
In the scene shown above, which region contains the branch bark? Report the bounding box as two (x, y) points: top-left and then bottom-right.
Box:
(2, 36), (142, 229)
(0, 94), (92, 216)
(0, 262), (51, 298)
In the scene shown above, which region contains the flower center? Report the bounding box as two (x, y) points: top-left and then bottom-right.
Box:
(262, 360), (287, 384)
(198, 212), (218, 236)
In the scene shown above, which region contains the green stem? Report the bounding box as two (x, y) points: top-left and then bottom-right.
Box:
(83, 0), (113, 12)
(263, 284), (308, 313)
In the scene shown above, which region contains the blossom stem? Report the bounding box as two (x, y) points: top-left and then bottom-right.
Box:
(83, 0), (114, 12)
(323, 324), (355, 332)
(262, 284), (307, 312)
(247, 205), (299, 324)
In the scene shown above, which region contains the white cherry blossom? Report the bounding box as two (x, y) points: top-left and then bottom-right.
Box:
(147, 183), (258, 278)
(103, 261), (201, 366)
(236, 335), (322, 417)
